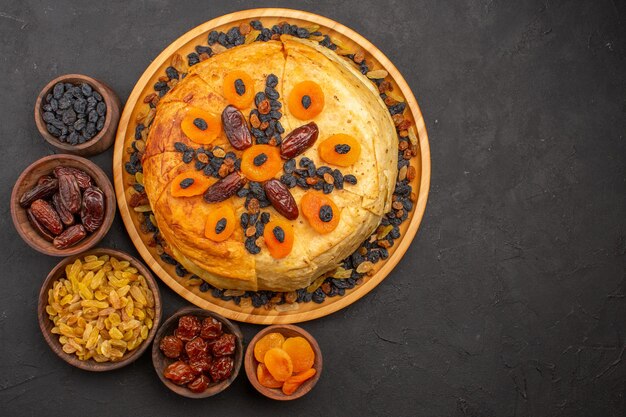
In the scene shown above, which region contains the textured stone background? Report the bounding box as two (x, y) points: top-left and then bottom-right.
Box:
(1, 1), (624, 416)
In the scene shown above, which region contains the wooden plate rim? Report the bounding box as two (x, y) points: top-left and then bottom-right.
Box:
(113, 8), (431, 324)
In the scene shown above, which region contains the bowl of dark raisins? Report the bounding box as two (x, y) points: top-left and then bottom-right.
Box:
(35, 74), (121, 156)
(152, 307), (244, 398)
(11, 154), (116, 256)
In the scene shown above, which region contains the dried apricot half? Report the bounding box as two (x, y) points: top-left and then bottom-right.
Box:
(223, 70), (255, 109)
(171, 171), (214, 197)
(240, 144), (282, 182)
(204, 203), (236, 242)
(318, 134), (362, 167)
(282, 368), (317, 395)
(181, 107), (222, 145)
(254, 332), (285, 363)
(282, 336), (315, 373)
(264, 347), (293, 382)
(288, 81), (325, 120)
(263, 218), (294, 259)
(257, 363), (283, 389)
(300, 191), (340, 234)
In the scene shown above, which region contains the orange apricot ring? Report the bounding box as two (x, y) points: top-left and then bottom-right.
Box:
(318, 134), (362, 167)
(257, 363), (283, 389)
(282, 337), (315, 373)
(263, 218), (294, 259)
(282, 368), (317, 396)
(300, 191), (340, 234)
(254, 332), (285, 363)
(204, 204), (236, 242)
(180, 107), (222, 145)
(288, 81), (325, 120)
(223, 70), (255, 109)
(264, 347), (293, 382)
(171, 171), (214, 197)
(240, 144), (282, 182)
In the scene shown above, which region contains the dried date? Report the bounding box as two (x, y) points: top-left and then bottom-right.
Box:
(200, 317), (222, 340)
(203, 172), (247, 203)
(30, 199), (63, 235)
(164, 361), (196, 385)
(188, 354), (213, 374)
(26, 207), (54, 241)
(52, 224), (86, 249)
(52, 193), (75, 226)
(212, 333), (236, 357)
(185, 337), (208, 360)
(19, 178), (58, 208)
(263, 179), (299, 220)
(159, 335), (183, 359)
(58, 173), (81, 213)
(280, 122), (319, 159)
(187, 374), (211, 393)
(175, 315), (201, 342)
(209, 356), (234, 382)
(53, 166), (93, 189)
(80, 186), (105, 232)
(221, 105), (253, 150)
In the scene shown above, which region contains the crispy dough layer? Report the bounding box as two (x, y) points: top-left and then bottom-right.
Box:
(142, 36), (397, 291)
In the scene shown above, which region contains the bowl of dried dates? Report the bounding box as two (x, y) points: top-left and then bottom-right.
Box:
(152, 307), (243, 398)
(35, 74), (121, 156)
(244, 324), (322, 400)
(11, 154), (116, 256)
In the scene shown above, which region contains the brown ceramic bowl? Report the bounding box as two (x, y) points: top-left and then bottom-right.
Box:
(244, 324), (322, 400)
(10, 154), (116, 256)
(37, 248), (162, 371)
(152, 307), (244, 398)
(35, 74), (121, 156)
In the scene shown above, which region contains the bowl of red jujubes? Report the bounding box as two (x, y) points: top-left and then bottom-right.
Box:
(151, 307), (243, 398)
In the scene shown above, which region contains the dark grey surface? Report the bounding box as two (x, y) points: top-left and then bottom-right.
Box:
(1, 1), (624, 416)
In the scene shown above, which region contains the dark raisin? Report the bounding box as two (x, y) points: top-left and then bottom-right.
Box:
(200, 282), (210, 292)
(254, 92), (266, 107)
(283, 159), (296, 174)
(255, 221), (265, 237)
(236, 187), (249, 198)
(175, 264), (188, 277)
(135, 124), (145, 140)
(187, 52), (200, 66)
(180, 178), (194, 189)
(323, 183), (333, 194)
(266, 74), (278, 88)
(52, 83), (64, 99)
(273, 226), (285, 243)
(88, 109), (98, 123)
(260, 212), (270, 224)
(195, 45), (212, 55)
(193, 117), (208, 130)
(301, 95), (312, 109)
(269, 110), (282, 119)
(319, 204), (333, 222)
(253, 153), (267, 166)
(183, 149), (194, 163)
(334, 144), (351, 154)
(265, 87), (279, 100)
(165, 67), (179, 81)
(344, 174), (357, 185)
(240, 212), (249, 228)
(234, 78), (245, 96)
(208, 30), (219, 44)
(215, 218), (227, 234)
(245, 237), (260, 254)
(250, 20), (262, 30)
(73, 98), (87, 114)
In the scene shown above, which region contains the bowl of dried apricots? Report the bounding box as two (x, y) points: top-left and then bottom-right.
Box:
(244, 324), (322, 400)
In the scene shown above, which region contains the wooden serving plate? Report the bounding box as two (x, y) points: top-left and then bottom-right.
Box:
(113, 8), (431, 324)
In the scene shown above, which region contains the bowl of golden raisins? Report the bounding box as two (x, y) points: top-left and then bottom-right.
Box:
(37, 248), (162, 371)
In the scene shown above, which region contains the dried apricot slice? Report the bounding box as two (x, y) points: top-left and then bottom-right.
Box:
(181, 107), (222, 145)
(288, 81), (325, 120)
(264, 347), (293, 382)
(204, 203), (236, 242)
(300, 191), (340, 234)
(282, 336), (315, 373)
(223, 70), (255, 109)
(240, 144), (282, 182)
(257, 363), (283, 389)
(282, 368), (317, 395)
(254, 332), (285, 363)
(318, 134), (362, 167)
(171, 171), (214, 197)
(263, 218), (294, 259)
